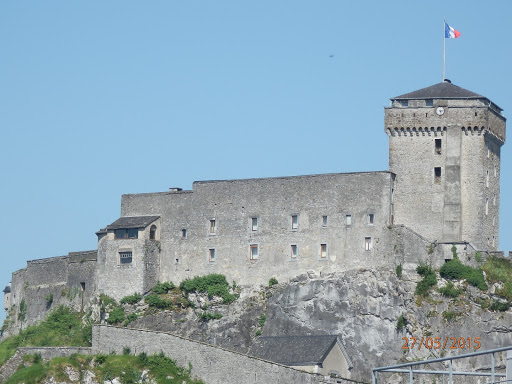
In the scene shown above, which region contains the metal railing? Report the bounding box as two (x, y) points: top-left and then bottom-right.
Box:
(372, 346), (512, 384)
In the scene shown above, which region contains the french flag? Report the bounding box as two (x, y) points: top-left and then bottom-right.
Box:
(445, 22), (461, 38)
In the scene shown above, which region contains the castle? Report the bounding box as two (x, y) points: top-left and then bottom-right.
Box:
(3, 80), (506, 328)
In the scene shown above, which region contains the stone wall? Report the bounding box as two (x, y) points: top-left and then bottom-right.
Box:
(92, 325), (324, 384)
(116, 172), (395, 294)
(5, 252), (97, 333)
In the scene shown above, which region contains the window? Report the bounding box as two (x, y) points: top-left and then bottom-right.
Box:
(209, 219), (216, 234)
(399, 100), (408, 107)
(486, 170), (489, 188)
(434, 167), (442, 183)
(485, 198), (489, 215)
(250, 244), (259, 260)
(80, 282), (85, 291)
(345, 215), (352, 226)
(290, 244), (298, 259)
(181, 229), (187, 239)
(320, 244), (327, 259)
(291, 215), (298, 230)
(426, 99), (433, 107)
(322, 216), (328, 227)
(367, 214), (375, 225)
(251, 217), (258, 231)
(115, 228), (138, 239)
(119, 251), (133, 264)
(435, 139), (442, 155)
(208, 249), (216, 263)
(364, 237), (372, 251)
(150, 225), (157, 240)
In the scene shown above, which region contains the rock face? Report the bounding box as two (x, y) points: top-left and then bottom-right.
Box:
(263, 269), (512, 381)
(125, 267), (512, 382)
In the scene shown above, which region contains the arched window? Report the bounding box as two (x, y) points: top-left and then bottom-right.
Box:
(150, 225), (157, 240)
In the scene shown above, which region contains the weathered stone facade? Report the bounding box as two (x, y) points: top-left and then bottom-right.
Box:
(3, 81), (506, 330)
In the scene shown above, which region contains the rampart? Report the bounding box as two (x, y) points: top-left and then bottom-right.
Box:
(93, 325), (332, 384)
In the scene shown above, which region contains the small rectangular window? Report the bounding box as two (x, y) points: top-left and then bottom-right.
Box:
(250, 244), (259, 260)
(322, 216), (328, 227)
(346, 215), (352, 226)
(115, 229), (138, 239)
(364, 237), (372, 251)
(209, 219), (216, 234)
(425, 99), (433, 107)
(119, 251), (133, 264)
(434, 167), (442, 183)
(435, 139), (442, 155)
(181, 229), (187, 239)
(368, 214), (374, 225)
(208, 248), (216, 263)
(320, 244), (327, 258)
(291, 215), (298, 230)
(251, 217), (258, 231)
(290, 244), (298, 259)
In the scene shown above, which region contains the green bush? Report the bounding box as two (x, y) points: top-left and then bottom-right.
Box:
(198, 312), (223, 321)
(45, 294), (53, 306)
(145, 294), (174, 310)
(124, 313), (138, 326)
(95, 354), (108, 365)
(120, 293), (142, 305)
(489, 301), (510, 312)
(107, 306), (125, 325)
(440, 259), (487, 290)
(438, 282), (462, 298)
(396, 264), (403, 278)
(18, 299), (27, 321)
(180, 274), (237, 304)
(442, 311), (458, 322)
(415, 265), (437, 296)
(269, 277), (278, 287)
(396, 314), (407, 330)
(259, 314), (266, 327)
(123, 346), (131, 355)
(475, 251), (482, 262)
(151, 281), (175, 295)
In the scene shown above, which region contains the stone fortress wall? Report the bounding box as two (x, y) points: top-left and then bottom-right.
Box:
(2, 81), (506, 334)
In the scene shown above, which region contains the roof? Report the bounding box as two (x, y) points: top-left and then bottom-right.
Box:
(248, 335), (340, 366)
(106, 216), (160, 230)
(392, 81), (484, 100)
(3, 284), (11, 294)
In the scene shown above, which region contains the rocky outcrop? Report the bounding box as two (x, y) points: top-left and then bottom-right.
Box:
(122, 267), (512, 382)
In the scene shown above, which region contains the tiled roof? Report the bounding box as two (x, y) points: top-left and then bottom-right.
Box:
(248, 335), (339, 366)
(106, 216), (160, 230)
(392, 81), (484, 100)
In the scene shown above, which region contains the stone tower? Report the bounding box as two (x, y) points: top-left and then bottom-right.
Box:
(385, 80), (506, 250)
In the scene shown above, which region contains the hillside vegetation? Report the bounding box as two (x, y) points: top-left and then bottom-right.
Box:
(0, 306), (92, 367)
(5, 352), (204, 384)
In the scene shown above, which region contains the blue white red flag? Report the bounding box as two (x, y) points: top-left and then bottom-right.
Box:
(445, 22), (461, 38)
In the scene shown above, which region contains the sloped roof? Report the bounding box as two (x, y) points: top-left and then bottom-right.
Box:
(3, 284), (11, 293)
(106, 216), (160, 230)
(248, 335), (339, 366)
(392, 81), (484, 100)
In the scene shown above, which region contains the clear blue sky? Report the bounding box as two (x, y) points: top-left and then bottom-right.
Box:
(1, 1), (511, 323)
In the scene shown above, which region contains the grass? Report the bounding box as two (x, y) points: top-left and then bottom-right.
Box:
(0, 306), (92, 367)
(396, 264), (403, 278)
(5, 353), (204, 384)
(482, 256), (512, 300)
(438, 282), (463, 298)
(197, 312), (223, 321)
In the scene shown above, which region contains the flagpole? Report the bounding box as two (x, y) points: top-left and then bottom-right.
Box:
(443, 17), (446, 81)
